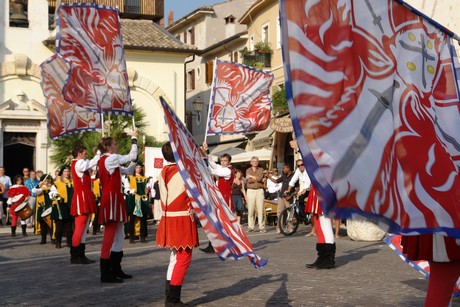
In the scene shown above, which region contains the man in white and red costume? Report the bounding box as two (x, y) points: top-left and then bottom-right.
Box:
(156, 141), (199, 305)
(70, 143), (100, 264)
(97, 130), (138, 283)
(200, 145), (234, 253)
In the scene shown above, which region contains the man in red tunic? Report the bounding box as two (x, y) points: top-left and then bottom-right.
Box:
(156, 141), (199, 305)
(70, 143), (100, 264)
(200, 148), (234, 253)
(97, 130), (138, 283)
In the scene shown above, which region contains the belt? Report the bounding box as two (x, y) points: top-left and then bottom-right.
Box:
(248, 188), (262, 190)
(162, 210), (192, 217)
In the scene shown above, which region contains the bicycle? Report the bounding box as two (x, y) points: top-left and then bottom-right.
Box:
(278, 194), (312, 236)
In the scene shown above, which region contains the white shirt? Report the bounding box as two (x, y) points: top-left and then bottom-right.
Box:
(266, 176), (282, 193)
(73, 153), (100, 180)
(289, 168), (311, 191)
(103, 142), (138, 176)
(0, 175), (12, 197)
(208, 158), (232, 180)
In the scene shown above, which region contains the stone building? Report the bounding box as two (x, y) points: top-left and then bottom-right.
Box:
(0, 0), (194, 177)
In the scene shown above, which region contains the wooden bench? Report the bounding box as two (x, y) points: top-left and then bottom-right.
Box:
(264, 200), (278, 225)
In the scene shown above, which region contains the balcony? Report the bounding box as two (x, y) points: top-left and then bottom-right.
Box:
(47, 0), (164, 21)
(242, 51), (271, 69)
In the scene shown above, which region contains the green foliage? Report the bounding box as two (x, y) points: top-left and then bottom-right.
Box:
(272, 87), (288, 115)
(254, 41), (273, 54)
(50, 105), (163, 167)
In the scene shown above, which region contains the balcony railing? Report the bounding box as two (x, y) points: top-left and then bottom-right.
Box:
(243, 51), (271, 68)
(47, 0), (164, 21)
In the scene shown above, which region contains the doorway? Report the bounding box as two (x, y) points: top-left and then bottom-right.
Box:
(3, 132), (35, 178)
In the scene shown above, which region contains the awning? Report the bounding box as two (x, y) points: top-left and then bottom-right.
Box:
(210, 141), (246, 156)
(252, 126), (274, 149)
(231, 148), (272, 163)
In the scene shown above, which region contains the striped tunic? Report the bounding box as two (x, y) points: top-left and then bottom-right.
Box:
(156, 164), (198, 250)
(98, 155), (127, 224)
(71, 159), (96, 216)
(305, 185), (322, 215)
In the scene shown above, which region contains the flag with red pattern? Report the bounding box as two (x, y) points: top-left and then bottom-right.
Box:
(160, 96), (267, 268)
(40, 54), (101, 139)
(281, 0), (460, 237)
(56, 3), (132, 115)
(206, 60), (273, 135)
(384, 234), (460, 297)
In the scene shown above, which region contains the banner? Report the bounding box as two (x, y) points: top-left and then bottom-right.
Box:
(206, 60), (273, 135)
(281, 0), (460, 237)
(56, 3), (132, 115)
(40, 54), (101, 139)
(160, 96), (267, 268)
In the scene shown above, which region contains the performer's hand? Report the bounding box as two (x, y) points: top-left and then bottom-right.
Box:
(132, 129), (139, 138)
(289, 140), (298, 150)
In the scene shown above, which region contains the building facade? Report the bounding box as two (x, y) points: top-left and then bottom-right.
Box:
(1, 0), (193, 177)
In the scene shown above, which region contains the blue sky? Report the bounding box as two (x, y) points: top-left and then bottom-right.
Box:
(164, 0), (222, 26)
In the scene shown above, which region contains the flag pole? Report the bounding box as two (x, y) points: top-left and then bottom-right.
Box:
(396, 0), (460, 43)
(203, 57), (217, 145)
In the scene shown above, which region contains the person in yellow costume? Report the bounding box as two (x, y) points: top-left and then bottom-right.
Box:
(33, 174), (54, 244)
(49, 165), (74, 249)
(124, 162), (151, 243)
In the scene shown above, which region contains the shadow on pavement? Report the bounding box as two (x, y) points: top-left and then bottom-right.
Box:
(187, 273), (288, 306)
(335, 242), (382, 267)
(401, 278), (428, 292)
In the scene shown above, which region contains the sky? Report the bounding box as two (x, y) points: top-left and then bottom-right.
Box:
(164, 0), (223, 26)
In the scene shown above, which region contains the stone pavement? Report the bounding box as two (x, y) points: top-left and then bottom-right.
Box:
(0, 223), (458, 306)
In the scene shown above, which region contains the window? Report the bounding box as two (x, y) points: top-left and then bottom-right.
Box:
(262, 24), (269, 43)
(233, 51), (238, 63)
(187, 69), (195, 91)
(205, 61), (214, 84)
(187, 27), (195, 45)
(277, 17), (281, 49)
(9, 0), (29, 28)
(249, 35), (254, 51)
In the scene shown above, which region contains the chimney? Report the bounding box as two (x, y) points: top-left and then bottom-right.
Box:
(224, 15), (236, 38)
(168, 11), (174, 26)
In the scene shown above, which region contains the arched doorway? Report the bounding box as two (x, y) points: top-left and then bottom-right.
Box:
(3, 132), (35, 177)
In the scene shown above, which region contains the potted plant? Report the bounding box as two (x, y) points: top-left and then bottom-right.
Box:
(254, 41), (272, 54)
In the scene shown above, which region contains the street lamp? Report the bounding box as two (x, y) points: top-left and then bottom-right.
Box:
(192, 95), (204, 113)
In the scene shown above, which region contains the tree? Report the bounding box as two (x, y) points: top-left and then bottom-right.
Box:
(50, 105), (163, 167)
(272, 87), (288, 115)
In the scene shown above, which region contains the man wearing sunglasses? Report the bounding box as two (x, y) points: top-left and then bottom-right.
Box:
(286, 159), (311, 214)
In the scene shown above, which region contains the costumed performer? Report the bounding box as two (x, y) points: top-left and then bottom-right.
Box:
(156, 141), (199, 306)
(97, 130), (138, 283)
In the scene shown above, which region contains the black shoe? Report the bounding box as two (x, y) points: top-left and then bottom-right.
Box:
(306, 243), (326, 268)
(70, 246), (83, 264)
(140, 237), (146, 243)
(199, 242), (214, 254)
(100, 258), (123, 283)
(80, 243), (96, 264)
(21, 225), (27, 237)
(316, 243), (336, 270)
(306, 257), (323, 269)
(110, 251), (132, 279)
(11, 226), (16, 237)
(166, 285), (188, 306)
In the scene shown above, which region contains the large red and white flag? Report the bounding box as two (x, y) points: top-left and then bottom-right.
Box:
(160, 97), (267, 268)
(41, 54), (101, 140)
(281, 0), (460, 237)
(206, 60), (273, 135)
(56, 3), (132, 115)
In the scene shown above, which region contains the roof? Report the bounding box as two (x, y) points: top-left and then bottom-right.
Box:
(44, 19), (197, 54)
(199, 30), (248, 56)
(120, 19), (197, 53)
(239, 0), (276, 24)
(165, 6), (215, 32)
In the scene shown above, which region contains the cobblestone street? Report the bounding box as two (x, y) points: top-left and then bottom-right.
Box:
(0, 224), (458, 306)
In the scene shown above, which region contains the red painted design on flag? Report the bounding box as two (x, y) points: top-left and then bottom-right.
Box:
(40, 54), (101, 139)
(154, 158), (164, 169)
(207, 60), (273, 135)
(160, 97), (266, 268)
(282, 0), (460, 236)
(56, 4), (132, 115)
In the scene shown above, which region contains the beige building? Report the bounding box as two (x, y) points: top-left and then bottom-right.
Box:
(0, 0), (194, 177)
(166, 0), (256, 144)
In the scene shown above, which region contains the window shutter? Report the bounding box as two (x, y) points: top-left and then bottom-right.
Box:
(206, 61), (214, 84)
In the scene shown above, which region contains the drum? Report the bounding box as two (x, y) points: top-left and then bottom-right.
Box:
(12, 194), (28, 204)
(41, 207), (53, 228)
(14, 202), (33, 220)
